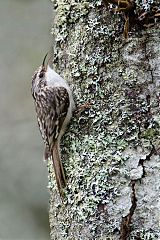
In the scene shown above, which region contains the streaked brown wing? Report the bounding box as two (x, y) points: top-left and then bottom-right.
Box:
(35, 86), (69, 149)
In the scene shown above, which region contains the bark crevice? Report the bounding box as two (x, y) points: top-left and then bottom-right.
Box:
(120, 181), (137, 240)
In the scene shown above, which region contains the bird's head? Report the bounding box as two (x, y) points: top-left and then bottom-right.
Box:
(34, 52), (48, 79)
(32, 53), (52, 91)
(32, 53), (51, 96)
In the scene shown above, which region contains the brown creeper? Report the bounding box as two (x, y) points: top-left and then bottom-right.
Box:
(31, 54), (75, 197)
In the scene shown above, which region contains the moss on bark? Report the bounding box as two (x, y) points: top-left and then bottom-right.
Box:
(48, 0), (160, 239)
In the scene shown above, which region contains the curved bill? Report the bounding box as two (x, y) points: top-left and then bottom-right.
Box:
(42, 52), (48, 68)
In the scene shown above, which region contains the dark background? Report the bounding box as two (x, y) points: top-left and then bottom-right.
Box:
(0, 0), (52, 239)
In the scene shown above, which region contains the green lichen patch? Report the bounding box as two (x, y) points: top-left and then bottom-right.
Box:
(49, 0), (160, 239)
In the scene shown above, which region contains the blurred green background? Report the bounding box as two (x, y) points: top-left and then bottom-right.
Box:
(0, 0), (52, 239)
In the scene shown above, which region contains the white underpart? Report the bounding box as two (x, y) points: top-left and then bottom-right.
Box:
(46, 65), (75, 140)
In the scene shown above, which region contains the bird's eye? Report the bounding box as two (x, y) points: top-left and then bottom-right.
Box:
(39, 71), (44, 78)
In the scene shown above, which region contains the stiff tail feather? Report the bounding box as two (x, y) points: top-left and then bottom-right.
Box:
(52, 141), (66, 197)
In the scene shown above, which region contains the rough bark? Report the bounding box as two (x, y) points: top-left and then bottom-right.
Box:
(48, 0), (160, 239)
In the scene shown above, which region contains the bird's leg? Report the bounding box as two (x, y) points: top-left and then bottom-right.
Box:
(74, 102), (92, 117)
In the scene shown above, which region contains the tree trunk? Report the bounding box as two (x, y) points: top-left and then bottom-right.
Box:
(48, 0), (160, 239)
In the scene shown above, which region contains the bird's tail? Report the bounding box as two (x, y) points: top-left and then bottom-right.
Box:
(52, 141), (66, 197)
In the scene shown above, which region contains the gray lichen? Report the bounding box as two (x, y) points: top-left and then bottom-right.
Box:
(49, 0), (160, 239)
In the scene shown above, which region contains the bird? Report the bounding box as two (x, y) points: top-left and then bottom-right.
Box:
(31, 53), (75, 197)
